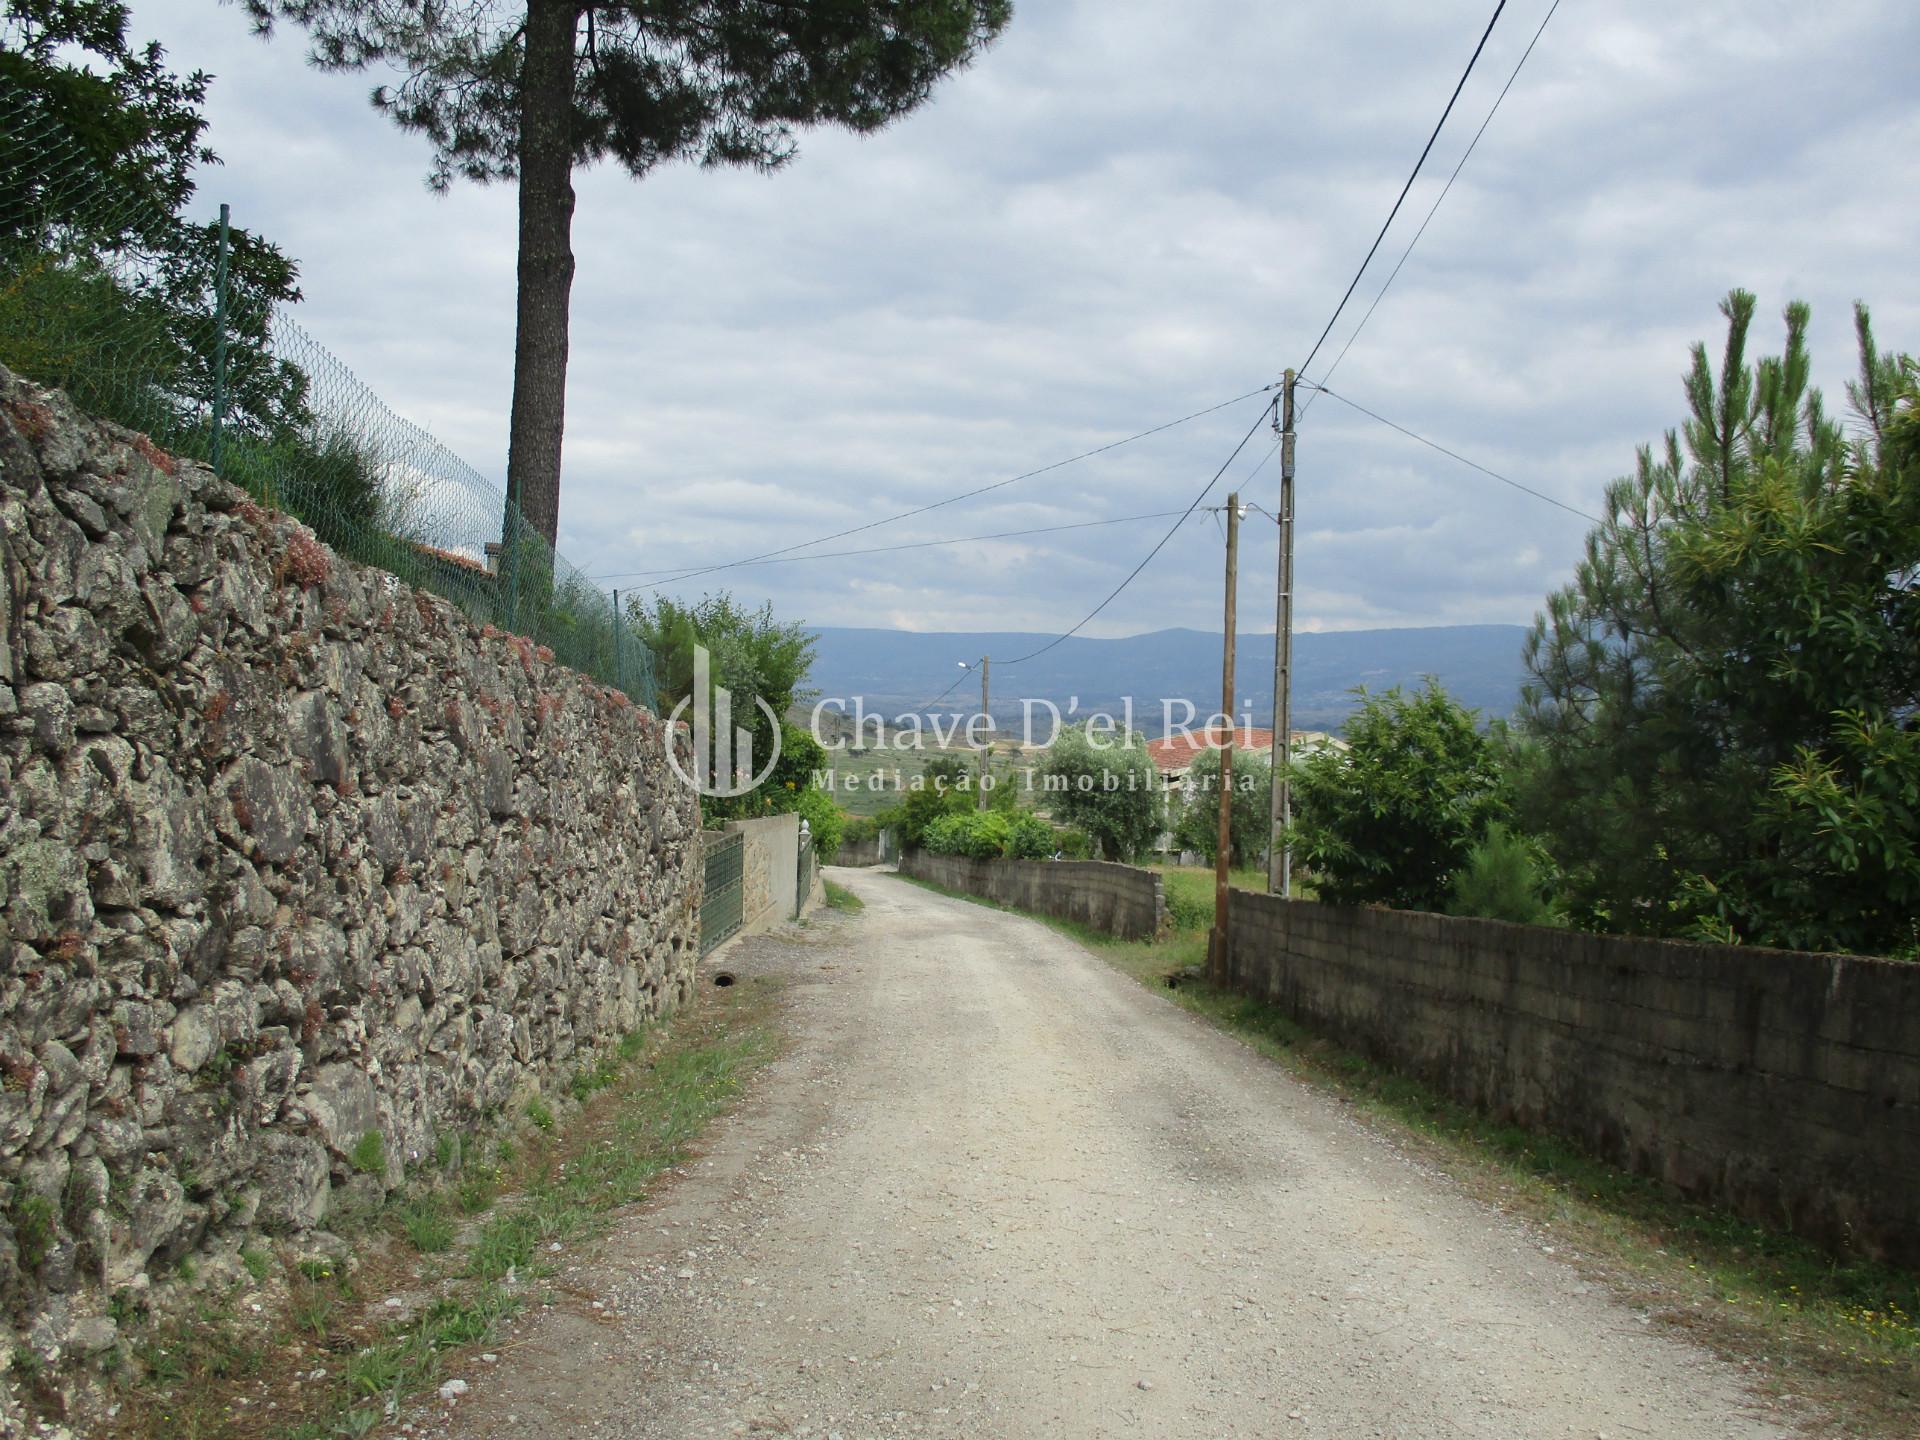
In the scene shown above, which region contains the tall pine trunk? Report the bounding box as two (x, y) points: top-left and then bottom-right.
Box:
(504, 0), (578, 554)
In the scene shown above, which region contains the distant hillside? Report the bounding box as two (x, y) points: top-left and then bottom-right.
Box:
(802, 624), (1530, 736)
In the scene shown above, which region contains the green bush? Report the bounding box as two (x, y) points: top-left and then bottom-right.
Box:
(1447, 823), (1559, 926)
(894, 772), (973, 849)
(922, 809), (1057, 861)
(0, 254), (180, 428)
(1004, 812), (1055, 860)
(231, 427), (388, 560)
(922, 811), (1005, 859)
(1290, 680), (1508, 911)
(1053, 826), (1094, 860)
(792, 785), (844, 860)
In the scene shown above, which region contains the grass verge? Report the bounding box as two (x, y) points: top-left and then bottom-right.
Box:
(99, 975), (778, 1440)
(823, 879), (865, 913)
(892, 868), (1919, 1437)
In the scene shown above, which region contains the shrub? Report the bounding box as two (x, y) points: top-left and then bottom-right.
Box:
(921, 811), (1004, 859)
(1291, 680), (1508, 911)
(1004, 812), (1055, 860)
(922, 809), (1057, 861)
(1447, 823), (1559, 926)
(1053, 826), (1095, 860)
(894, 770), (973, 849)
(792, 785), (844, 860)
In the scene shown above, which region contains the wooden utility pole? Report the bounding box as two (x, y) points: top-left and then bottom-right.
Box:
(1210, 493), (1240, 982)
(977, 654), (992, 810)
(1268, 371), (1297, 896)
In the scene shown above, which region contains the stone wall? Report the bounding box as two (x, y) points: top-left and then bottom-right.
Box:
(0, 366), (701, 1363)
(899, 849), (1164, 941)
(1224, 892), (1920, 1265)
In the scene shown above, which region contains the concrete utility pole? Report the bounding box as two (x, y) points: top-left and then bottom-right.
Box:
(1267, 371), (1297, 897)
(1210, 493), (1240, 983)
(977, 654), (992, 811)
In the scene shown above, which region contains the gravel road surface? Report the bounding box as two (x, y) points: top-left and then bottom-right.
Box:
(431, 866), (1802, 1439)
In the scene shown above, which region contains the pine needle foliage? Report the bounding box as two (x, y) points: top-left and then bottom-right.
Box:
(1520, 292), (1918, 955)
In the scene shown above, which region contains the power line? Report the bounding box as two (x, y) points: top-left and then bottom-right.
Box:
(1302, 0), (1561, 418)
(589, 384), (1274, 588)
(909, 664), (978, 716)
(895, 2), (1530, 708)
(907, 449), (1269, 709)
(588, 508), (1190, 583)
(1307, 383), (1600, 524)
(1295, 0), (1509, 380)
(1239, 436), (1281, 488)
(996, 401), (1274, 669)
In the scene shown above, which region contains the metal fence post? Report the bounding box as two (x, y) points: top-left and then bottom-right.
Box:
(503, 508), (520, 632)
(209, 202), (231, 471)
(612, 588), (622, 692)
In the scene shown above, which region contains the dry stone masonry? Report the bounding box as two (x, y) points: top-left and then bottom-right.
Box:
(0, 364), (701, 1369)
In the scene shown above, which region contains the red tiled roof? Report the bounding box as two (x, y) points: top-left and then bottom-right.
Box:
(1144, 725), (1275, 775)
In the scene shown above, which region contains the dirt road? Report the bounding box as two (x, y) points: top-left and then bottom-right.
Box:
(433, 868), (1803, 1439)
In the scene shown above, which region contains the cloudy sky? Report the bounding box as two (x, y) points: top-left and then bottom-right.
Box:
(131, 0), (1920, 638)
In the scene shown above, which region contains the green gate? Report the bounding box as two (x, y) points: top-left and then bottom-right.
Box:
(700, 831), (744, 956)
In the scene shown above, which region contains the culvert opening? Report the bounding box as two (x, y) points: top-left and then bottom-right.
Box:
(712, 972), (737, 988)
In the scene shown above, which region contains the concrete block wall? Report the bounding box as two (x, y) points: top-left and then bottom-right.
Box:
(899, 850), (1164, 941)
(835, 829), (897, 868)
(1225, 892), (1920, 1264)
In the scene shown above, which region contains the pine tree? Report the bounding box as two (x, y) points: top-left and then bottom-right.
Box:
(1519, 292), (1919, 954)
(242, 1), (1012, 550)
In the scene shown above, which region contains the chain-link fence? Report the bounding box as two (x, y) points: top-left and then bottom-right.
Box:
(0, 88), (657, 711)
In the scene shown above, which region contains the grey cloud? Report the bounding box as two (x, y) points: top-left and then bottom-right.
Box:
(126, 0), (1920, 643)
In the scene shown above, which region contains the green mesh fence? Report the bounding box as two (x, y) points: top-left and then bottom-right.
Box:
(0, 88), (658, 712)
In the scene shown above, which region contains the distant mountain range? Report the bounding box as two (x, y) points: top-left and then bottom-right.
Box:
(802, 624), (1532, 737)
